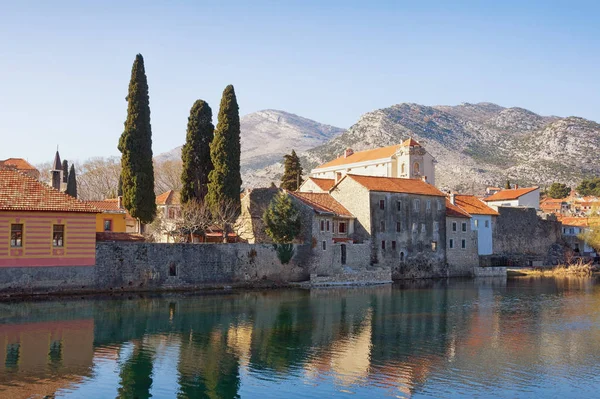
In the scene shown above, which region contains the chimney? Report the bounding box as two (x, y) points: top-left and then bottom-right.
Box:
(450, 193), (456, 205)
(344, 148), (354, 158)
(515, 183), (519, 189)
(421, 176), (428, 183)
(335, 172), (342, 183)
(117, 196), (123, 209)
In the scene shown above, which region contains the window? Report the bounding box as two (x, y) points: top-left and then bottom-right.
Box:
(421, 223), (426, 234)
(168, 208), (178, 219)
(397, 200), (402, 211)
(449, 239), (454, 249)
(104, 219), (112, 232)
(326, 220), (330, 232)
(431, 241), (437, 251)
(485, 220), (489, 228)
(461, 222), (467, 232)
(392, 241), (396, 250)
(322, 241), (327, 251)
(396, 222), (401, 232)
(380, 221), (386, 232)
(413, 199), (420, 211)
(401, 163), (405, 174)
(437, 200), (442, 211)
(381, 240), (386, 250)
(339, 222), (346, 233)
(461, 239), (466, 249)
(474, 219), (479, 228)
(452, 222), (457, 232)
(320, 220), (325, 232)
(400, 252), (405, 261)
(426, 200), (431, 211)
(379, 199), (385, 210)
(412, 223), (417, 233)
(433, 222), (439, 232)
(10, 224), (23, 247)
(53, 225), (64, 247)
(414, 162), (420, 174)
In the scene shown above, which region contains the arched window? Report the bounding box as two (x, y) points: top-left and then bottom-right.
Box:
(400, 252), (404, 262)
(413, 162), (420, 174)
(401, 163), (405, 174)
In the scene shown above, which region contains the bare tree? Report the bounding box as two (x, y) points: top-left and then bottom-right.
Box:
(76, 157), (121, 200)
(212, 199), (247, 243)
(154, 159), (183, 194)
(176, 200), (213, 242)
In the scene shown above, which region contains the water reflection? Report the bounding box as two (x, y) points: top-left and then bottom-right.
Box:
(1, 277), (600, 398)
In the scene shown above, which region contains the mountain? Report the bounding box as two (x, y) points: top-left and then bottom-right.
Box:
(156, 109), (345, 187)
(303, 102), (600, 192)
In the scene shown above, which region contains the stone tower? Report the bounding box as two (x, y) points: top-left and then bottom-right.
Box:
(395, 138), (436, 185)
(50, 150), (64, 191)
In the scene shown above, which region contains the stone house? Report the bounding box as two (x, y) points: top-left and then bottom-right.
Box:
(298, 177), (335, 193)
(453, 195), (498, 256)
(154, 190), (181, 242)
(310, 138), (436, 186)
(445, 198), (479, 276)
(330, 174), (447, 279)
(483, 186), (540, 210)
(0, 169), (98, 267)
(238, 187), (280, 243)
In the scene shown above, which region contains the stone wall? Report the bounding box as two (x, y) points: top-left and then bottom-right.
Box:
(446, 216), (479, 277)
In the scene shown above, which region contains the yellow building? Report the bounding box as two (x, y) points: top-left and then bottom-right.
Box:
(85, 199), (129, 233)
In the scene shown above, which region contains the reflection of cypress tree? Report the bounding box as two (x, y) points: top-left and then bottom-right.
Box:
(117, 341), (155, 399)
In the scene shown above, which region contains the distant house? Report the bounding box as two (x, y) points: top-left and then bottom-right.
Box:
(85, 198), (133, 233)
(483, 186), (540, 210)
(453, 194), (499, 256)
(298, 177), (335, 193)
(0, 158), (40, 180)
(310, 138), (436, 186)
(540, 198), (569, 215)
(559, 217), (595, 256)
(330, 174), (447, 279)
(0, 169), (98, 267)
(445, 197), (479, 276)
(154, 190), (182, 243)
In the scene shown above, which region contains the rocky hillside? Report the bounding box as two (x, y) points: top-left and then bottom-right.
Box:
(156, 109), (344, 187)
(303, 102), (600, 192)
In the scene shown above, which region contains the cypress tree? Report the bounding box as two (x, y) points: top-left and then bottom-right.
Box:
(62, 160), (69, 183)
(280, 150), (304, 191)
(207, 85), (242, 211)
(117, 54), (156, 223)
(181, 100), (214, 204)
(66, 164), (77, 198)
(117, 173), (123, 197)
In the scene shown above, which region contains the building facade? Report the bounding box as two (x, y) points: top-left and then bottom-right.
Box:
(85, 198), (128, 233)
(445, 198), (479, 276)
(484, 187), (540, 210)
(453, 194), (498, 256)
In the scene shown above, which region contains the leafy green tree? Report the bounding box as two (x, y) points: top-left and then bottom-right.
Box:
(207, 85), (242, 212)
(118, 54), (156, 223)
(263, 192), (301, 243)
(576, 178), (600, 196)
(66, 164), (77, 198)
(181, 100), (214, 204)
(546, 182), (570, 199)
(62, 160), (69, 183)
(280, 150), (304, 191)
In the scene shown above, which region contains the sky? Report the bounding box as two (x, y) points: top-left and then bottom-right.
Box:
(1, 0), (599, 164)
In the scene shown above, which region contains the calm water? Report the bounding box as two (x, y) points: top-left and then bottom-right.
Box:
(2, 278), (600, 398)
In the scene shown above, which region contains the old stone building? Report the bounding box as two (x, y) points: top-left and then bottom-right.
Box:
(445, 198), (479, 276)
(330, 174), (447, 279)
(453, 195), (498, 256)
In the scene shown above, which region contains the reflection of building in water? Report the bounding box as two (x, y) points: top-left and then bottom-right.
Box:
(0, 319), (94, 399)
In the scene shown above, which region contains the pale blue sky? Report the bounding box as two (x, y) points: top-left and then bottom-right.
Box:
(0, 0), (599, 164)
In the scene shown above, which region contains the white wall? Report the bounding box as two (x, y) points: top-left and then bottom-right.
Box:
(518, 189), (540, 209)
(471, 215), (493, 255)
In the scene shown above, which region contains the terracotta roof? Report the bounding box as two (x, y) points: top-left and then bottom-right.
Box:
(559, 217), (589, 228)
(484, 186), (539, 202)
(401, 138), (421, 147)
(156, 190), (181, 205)
(86, 199), (125, 212)
(0, 158), (38, 171)
(0, 169), (98, 213)
(446, 198), (471, 218)
(96, 232), (146, 242)
(315, 144), (402, 169)
(454, 195), (499, 216)
(306, 177), (335, 191)
(344, 174), (446, 197)
(289, 192), (354, 217)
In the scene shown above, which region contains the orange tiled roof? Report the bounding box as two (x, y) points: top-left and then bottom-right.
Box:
(96, 232), (146, 242)
(156, 190), (181, 205)
(559, 217), (589, 228)
(0, 169), (98, 213)
(306, 177), (335, 191)
(86, 199), (126, 212)
(289, 192), (354, 217)
(484, 186), (539, 202)
(315, 144), (402, 169)
(454, 195), (499, 216)
(401, 138), (421, 147)
(0, 158), (38, 171)
(345, 174), (446, 197)
(446, 198), (471, 218)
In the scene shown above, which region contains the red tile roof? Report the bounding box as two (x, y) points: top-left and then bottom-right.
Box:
(344, 174), (446, 197)
(306, 177), (335, 191)
(289, 192), (354, 217)
(0, 158), (38, 171)
(446, 198), (471, 218)
(559, 217), (590, 228)
(86, 199), (125, 212)
(454, 195), (499, 216)
(0, 169), (98, 213)
(316, 144), (402, 169)
(156, 190), (181, 205)
(484, 186), (539, 202)
(401, 138), (421, 147)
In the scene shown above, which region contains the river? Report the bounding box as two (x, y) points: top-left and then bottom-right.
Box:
(1, 277), (600, 398)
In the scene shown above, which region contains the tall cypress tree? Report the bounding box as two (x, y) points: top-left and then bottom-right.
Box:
(181, 100), (214, 204)
(280, 150), (303, 191)
(118, 54), (156, 223)
(62, 160), (69, 183)
(66, 164), (77, 198)
(207, 85), (242, 210)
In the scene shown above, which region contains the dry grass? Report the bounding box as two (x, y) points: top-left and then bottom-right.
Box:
(518, 259), (597, 276)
